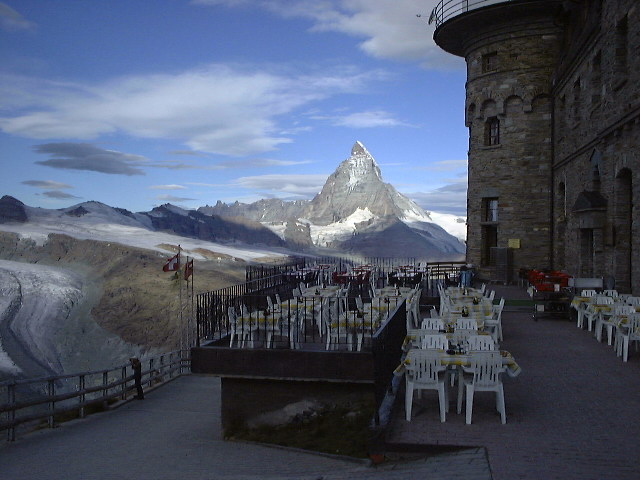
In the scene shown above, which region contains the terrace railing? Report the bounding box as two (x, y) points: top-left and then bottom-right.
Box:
(196, 259), (465, 347)
(0, 350), (189, 442)
(429, 0), (514, 28)
(198, 292), (407, 351)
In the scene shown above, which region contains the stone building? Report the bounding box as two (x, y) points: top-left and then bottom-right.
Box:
(430, 0), (638, 292)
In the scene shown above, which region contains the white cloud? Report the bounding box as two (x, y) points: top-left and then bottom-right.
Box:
(406, 179), (468, 216)
(416, 158), (467, 172)
(22, 179), (73, 190)
(0, 65), (388, 156)
(156, 194), (198, 203)
(329, 110), (410, 128)
(234, 173), (328, 197)
(195, 0), (463, 70)
(149, 184), (186, 190)
(0, 2), (36, 32)
(33, 143), (148, 175)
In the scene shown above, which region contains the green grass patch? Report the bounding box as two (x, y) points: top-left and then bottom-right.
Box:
(504, 299), (534, 307)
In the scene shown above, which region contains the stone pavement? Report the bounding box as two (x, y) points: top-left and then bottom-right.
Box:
(0, 373), (490, 480)
(4, 284), (638, 479)
(386, 284), (640, 480)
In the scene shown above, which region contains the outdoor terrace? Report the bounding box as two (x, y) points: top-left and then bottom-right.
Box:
(191, 257), (466, 431)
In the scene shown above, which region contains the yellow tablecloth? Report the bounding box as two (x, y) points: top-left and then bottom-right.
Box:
(402, 329), (490, 351)
(236, 314), (280, 326)
(570, 296), (592, 310)
(449, 303), (493, 317)
(394, 349), (521, 378)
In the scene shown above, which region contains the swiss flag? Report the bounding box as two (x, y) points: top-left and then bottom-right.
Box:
(184, 259), (194, 280)
(162, 253), (180, 272)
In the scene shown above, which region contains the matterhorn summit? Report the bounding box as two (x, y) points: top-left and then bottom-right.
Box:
(200, 142), (465, 259)
(304, 141), (429, 226)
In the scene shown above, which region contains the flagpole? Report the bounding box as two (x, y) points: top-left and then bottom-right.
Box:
(191, 260), (195, 348)
(178, 246), (183, 353)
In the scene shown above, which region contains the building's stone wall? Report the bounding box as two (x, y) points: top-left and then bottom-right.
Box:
(461, 12), (562, 280)
(552, 0), (640, 293)
(435, 0), (640, 293)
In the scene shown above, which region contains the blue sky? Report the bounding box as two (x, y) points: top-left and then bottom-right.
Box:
(0, 0), (468, 216)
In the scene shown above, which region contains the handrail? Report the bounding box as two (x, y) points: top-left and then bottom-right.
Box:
(429, 0), (516, 28)
(0, 349), (190, 441)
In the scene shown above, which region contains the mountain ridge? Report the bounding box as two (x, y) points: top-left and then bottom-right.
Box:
(200, 141), (465, 259)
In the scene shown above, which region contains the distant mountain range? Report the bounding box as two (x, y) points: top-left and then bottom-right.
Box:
(0, 142), (465, 260)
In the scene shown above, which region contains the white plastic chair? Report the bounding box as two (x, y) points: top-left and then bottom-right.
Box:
(324, 298), (352, 350)
(421, 317), (445, 331)
(277, 306), (301, 349)
(467, 335), (496, 351)
(626, 296), (640, 306)
(455, 318), (479, 331)
(228, 306), (258, 348)
(405, 349), (449, 422)
(484, 297), (505, 341)
(603, 289), (619, 298)
(585, 295), (614, 332)
(406, 295), (420, 330)
(266, 296), (281, 315)
(596, 305), (635, 345)
(420, 334), (449, 350)
(580, 289), (597, 297)
(457, 350), (506, 424)
(615, 313), (640, 362)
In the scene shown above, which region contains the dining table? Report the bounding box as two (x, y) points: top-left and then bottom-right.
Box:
(301, 286), (341, 297)
(394, 347), (521, 378)
(402, 328), (492, 351)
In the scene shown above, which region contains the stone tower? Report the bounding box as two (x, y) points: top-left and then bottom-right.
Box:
(431, 0), (563, 281)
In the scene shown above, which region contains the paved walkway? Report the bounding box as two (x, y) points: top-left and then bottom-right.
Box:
(4, 284), (638, 479)
(0, 373), (490, 479)
(387, 284), (640, 480)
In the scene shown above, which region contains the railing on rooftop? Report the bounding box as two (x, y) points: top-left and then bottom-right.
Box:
(429, 0), (515, 28)
(196, 258), (466, 348)
(0, 350), (190, 442)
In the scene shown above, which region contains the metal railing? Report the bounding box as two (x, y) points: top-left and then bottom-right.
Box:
(429, 0), (515, 27)
(197, 259), (466, 347)
(0, 350), (190, 442)
(198, 291), (409, 351)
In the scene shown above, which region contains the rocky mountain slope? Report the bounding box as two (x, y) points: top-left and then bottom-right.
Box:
(0, 231), (246, 381)
(201, 142), (466, 259)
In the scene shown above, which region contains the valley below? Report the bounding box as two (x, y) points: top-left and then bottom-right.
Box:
(0, 232), (247, 381)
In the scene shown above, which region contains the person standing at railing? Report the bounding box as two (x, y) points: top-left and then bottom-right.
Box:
(130, 358), (144, 400)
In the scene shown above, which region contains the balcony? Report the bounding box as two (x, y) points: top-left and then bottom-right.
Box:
(429, 0), (514, 28)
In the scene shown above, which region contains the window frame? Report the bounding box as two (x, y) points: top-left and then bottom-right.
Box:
(484, 117), (500, 146)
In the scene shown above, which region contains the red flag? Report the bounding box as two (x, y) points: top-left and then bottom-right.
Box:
(162, 253), (180, 272)
(184, 259), (194, 280)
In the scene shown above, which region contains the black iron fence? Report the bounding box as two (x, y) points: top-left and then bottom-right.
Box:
(429, 0), (513, 28)
(196, 259), (466, 347)
(198, 290), (409, 351)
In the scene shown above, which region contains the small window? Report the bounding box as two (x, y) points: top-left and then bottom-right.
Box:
(482, 52), (498, 73)
(573, 78), (581, 121)
(615, 15), (628, 75)
(483, 198), (499, 222)
(591, 52), (602, 104)
(484, 117), (500, 146)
